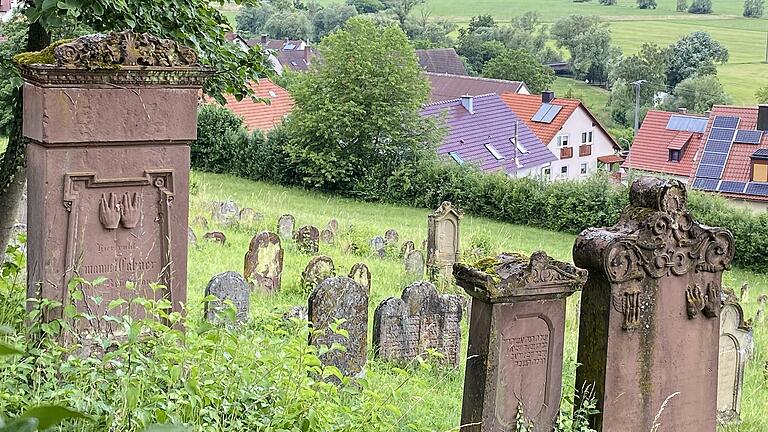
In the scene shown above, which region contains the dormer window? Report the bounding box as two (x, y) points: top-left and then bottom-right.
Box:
(751, 149), (768, 182)
(669, 149), (681, 162)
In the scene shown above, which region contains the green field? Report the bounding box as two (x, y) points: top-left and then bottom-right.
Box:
(189, 171), (768, 431)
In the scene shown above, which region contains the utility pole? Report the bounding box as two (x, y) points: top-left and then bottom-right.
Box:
(631, 80), (647, 136)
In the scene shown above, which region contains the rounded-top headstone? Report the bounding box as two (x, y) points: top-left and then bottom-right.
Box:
(212, 200), (239, 226)
(204, 271), (250, 323)
(277, 214), (295, 238)
(348, 262), (371, 291)
(244, 231), (284, 293)
(301, 255), (336, 291)
(384, 229), (399, 244)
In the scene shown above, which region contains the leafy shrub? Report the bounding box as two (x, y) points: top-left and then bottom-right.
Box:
(688, 0), (713, 13)
(744, 0), (765, 18)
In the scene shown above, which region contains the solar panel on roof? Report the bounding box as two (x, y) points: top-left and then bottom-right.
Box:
(734, 130), (764, 144)
(696, 164), (724, 179)
(713, 116), (740, 129)
(704, 139), (732, 154)
(752, 148), (768, 158)
(531, 104), (551, 122)
(540, 105), (562, 123)
(709, 128), (736, 141)
(693, 178), (719, 191)
(745, 182), (768, 196)
(701, 152), (728, 166)
(666, 115), (708, 133)
(718, 181), (747, 194)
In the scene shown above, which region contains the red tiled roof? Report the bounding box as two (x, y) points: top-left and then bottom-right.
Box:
(220, 79), (294, 132)
(500, 92), (619, 150)
(598, 155), (624, 164)
(623, 110), (705, 178)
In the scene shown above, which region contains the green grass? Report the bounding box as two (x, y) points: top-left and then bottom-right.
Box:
(190, 171), (768, 431)
(551, 77), (612, 125)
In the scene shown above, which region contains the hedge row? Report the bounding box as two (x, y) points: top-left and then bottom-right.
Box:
(193, 106), (768, 272)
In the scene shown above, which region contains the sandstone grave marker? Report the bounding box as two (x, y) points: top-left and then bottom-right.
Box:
(401, 240), (415, 258)
(718, 302), (753, 424)
(348, 263), (371, 292)
(295, 225), (319, 254)
(204, 271), (250, 323)
(326, 219), (339, 234)
(212, 200), (239, 226)
(385, 229), (399, 244)
(301, 256), (336, 291)
(243, 231), (284, 293)
(239, 208), (263, 224)
(371, 236), (386, 258)
(405, 250), (425, 277)
(277, 214), (295, 238)
(203, 231), (226, 245)
(320, 228), (334, 244)
(427, 201), (462, 280)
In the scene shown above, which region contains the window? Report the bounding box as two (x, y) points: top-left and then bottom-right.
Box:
(485, 144), (505, 160)
(511, 138), (529, 154)
(669, 150), (681, 162)
(556, 135), (570, 147)
(561, 166), (568, 177)
(543, 167), (551, 178)
(581, 131), (593, 144)
(580, 163), (588, 175)
(448, 151), (464, 165)
(753, 161), (768, 182)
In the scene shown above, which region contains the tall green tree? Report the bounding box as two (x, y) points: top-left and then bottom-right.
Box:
(688, 0), (713, 13)
(677, 0), (688, 11)
(666, 31), (728, 87)
(744, 0), (765, 17)
(383, 0), (424, 26)
(313, 4), (358, 39)
(283, 17), (440, 196)
(0, 0), (270, 257)
(347, 0), (385, 14)
(236, 4), (275, 38)
(551, 15), (619, 84)
(263, 9), (313, 40)
(663, 75), (730, 113)
(610, 43), (667, 104)
(482, 49), (555, 93)
(467, 15), (496, 33)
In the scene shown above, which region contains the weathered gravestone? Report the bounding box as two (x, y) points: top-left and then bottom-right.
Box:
(284, 305), (308, 321)
(203, 231), (226, 245)
(243, 231), (284, 293)
(427, 201), (462, 280)
(405, 250), (425, 277)
(22, 32), (208, 327)
(757, 294), (767, 325)
(326, 219), (339, 235)
(453, 251), (586, 431)
(308, 276), (369, 378)
(188, 227), (196, 245)
(204, 271), (250, 323)
(385, 229), (399, 244)
(212, 200), (239, 226)
(239, 208), (263, 224)
(348, 263), (371, 292)
(401, 240), (415, 258)
(294, 225), (319, 254)
(371, 236), (386, 258)
(373, 281), (463, 366)
(718, 302), (753, 424)
(277, 214), (295, 238)
(573, 177), (735, 432)
(301, 256), (336, 291)
(739, 282), (749, 303)
(320, 228), (334, 244)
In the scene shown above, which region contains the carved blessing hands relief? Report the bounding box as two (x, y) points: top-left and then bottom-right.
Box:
(121, 192), (142, 228)
(98, 192), (142, 230)
(99, 193), (121, 230)
(686, 286), (705, 319)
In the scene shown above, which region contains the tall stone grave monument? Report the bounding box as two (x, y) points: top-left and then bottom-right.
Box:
(22, 32), (208, 327)
(454, 252), (586, 432)
(573, 177), (735, 432)
(427, 201), (462, 280)
(243, 231), (284, 293)
(718, 302), (753, 424)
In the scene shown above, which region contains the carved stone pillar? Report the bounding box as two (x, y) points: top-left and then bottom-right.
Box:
(573, 177), (734, 432)
(453, 252), (587, 432)
(22, 32), (211, 329)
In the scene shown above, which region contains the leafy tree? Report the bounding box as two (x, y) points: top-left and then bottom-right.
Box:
(677, 0), (688, 11)
(264, 10), (313, 40)
(663, 75), (730, 113)
(313, 4), (358, 39)
(637, 0), (657, 8)
(666, 31), (728, 87)
(551, 15), (619, 84)
(283, 17), (441, 196)
(455, 33), (507, 73)
(600, 0), (617, 4)
(756, 86), (768, 103)
(236, 4), (275, 38)
(609, 43), (667, 105)
(744, 0), (765, 17)
(482, 49), (555, 93)
(688, 0), (713, 13)
(468, 15), (496, 33)
(383, 0), (424, 26)
(0, 0), (269, 256)
(347, 0), (385, 14)
(405, 13), (455, 48)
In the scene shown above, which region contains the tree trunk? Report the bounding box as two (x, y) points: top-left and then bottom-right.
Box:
(0, 21), (49, 259)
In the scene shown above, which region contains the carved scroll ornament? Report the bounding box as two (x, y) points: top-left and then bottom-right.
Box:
(54, 31), (198, 68)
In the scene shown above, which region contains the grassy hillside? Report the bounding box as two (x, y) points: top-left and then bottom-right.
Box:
(190, 171), (768, 431)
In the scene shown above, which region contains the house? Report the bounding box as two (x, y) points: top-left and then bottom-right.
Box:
(500, 91), (622, 181)
(623, 110), (708, 182)
(426, 72), (529, 103)
(415, 48), (467, 76)
(218, 79), (294, 132)
(247, 35), (315, 73)
(420, 94), (557, 176)
(689, 104), (768, 211)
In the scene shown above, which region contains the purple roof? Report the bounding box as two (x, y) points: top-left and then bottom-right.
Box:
(421, 94), (557, 174)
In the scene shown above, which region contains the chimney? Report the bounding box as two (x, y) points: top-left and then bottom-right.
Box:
(260, 34), (268, 44)
(678, 107), (688, 114)
(542, 90), (555, 104)
(461, 95), (474, 114)
(304, 45), (311, 65)
(759, 105), (768, 132)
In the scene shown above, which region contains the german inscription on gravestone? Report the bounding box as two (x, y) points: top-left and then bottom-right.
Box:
(277, 214), (295, 238)
(244, 231), (284, 293)
(204, 271), (250, 323)
(373, 281), (462, 366)
(718, 302), (753, 424)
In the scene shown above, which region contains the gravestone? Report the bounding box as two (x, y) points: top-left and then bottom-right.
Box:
(239, 208), (263, 224)
(371, 236), (386, 258)
(284, 305), (308, 321)
(301, 256), (336, 291)
(740, 282), (749, 303)
(212, 200), (239, 226)
(204, 271), (250, 323)
(192, 215), (208, 229)
(385, 229), (399, 244)
(277, 214), (295, 238)
(373, 281), (463, 366)
(344, 243), (359, 255)
(22, 32), (207, 327)
(454, 251), (586, 431)
(405, 250), (425, 277)
(326, 219), (339, 234)
(294, 225), (319, 254)
(718, 302), (753, 424)
(308, 276), (369, 378)
(573, 177), (735, 432)
(243, 231), (283, 293)
(401, 240), (415, 258)
(757, 294), (767, 325)
(203, 231), (226, 245)
(427, 201), (463, 280)
(320, 228), (334, 244)
(348, 263), (371, 292)
(188, 227), (196, 245)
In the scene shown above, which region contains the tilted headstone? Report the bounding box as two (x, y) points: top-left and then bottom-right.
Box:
(739, 282), (749, 303)
(204, 271), (250, 323)
(301, 256), (336, 291)
(326, 219), (339, 234)
(384, 229), (399, 244)
(188, 227), (196, 245)
(277, 214), (295, 238)
(454, 252), (586, 431)
(718, 302), (753, 424)
(22, 32), (207, 328)
(370, 236), (386, 258)
(401, 240), (415, 258)
(348, 263), (371, 292)
(294, 225), (319, 254)
(243, 231), (284, 293)
(427, 201), (463, 280)
(573, 177), (735, 432)
(373, 281), (463, 366)
(203, 231), (226, 245)
(212, 200), (239, 226)
(192, 215), (209, 229)
(239, 208), (263, 224)
(405, 250), (425, 277)
(308, 276), (369, 378)
(320, 228), (334, 244)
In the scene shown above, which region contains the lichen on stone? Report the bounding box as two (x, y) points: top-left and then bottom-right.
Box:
(13, 39), (74, 65)
(471, 256), (502, 282)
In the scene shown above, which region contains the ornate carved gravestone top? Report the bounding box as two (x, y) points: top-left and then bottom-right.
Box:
(294, 225), (319, 254)
(718, 302), (753, 424)
(453, 251), (586, 432)
(301, 256), (336, 292)
(373, 281), (463, 366)
(427, 201), (463, 280)
(277, 214), (295, 238)
(243, 231), (284, 294)
(573, 177), (735, 432)
(204, 271), (250, 324)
